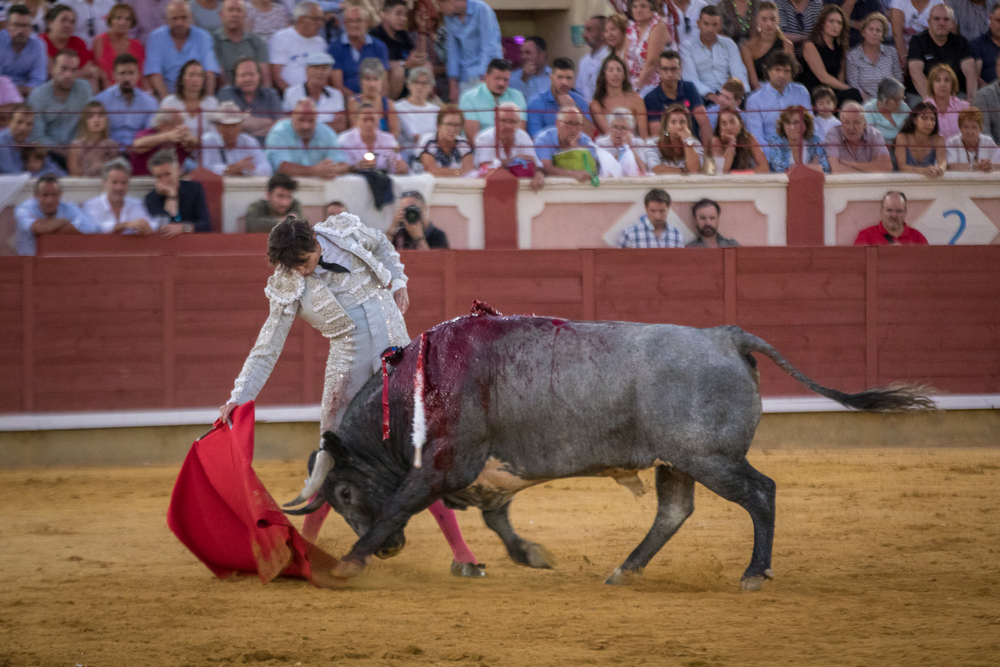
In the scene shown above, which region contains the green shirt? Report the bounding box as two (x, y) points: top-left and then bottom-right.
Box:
(245, 198), (304, 234)
(458, 82), (526, 131)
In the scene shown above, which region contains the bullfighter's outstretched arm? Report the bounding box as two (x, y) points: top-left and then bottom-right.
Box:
(229, 297), (297, 406)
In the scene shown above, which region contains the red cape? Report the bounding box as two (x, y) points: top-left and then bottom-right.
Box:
(167, 402), (341, 587)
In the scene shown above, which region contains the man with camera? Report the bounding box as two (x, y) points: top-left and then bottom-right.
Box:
(390, 190), (449, 250)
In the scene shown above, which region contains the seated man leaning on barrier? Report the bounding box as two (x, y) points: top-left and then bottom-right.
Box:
(616, 188), (684, 249)
(265, 98), (348, 179)
(144, 148), (213, 237)
(202, 100), (273, 177)
(84, 158), (158, 235)
(686, 198), (739, 248)
(825, 102), (893, 174)
(245, 173), (304, 233)
(854, 191), (929, 246)
(14, 174), (98, 255)
(473, 102), (544, 191)
(534, 106), (599, 183)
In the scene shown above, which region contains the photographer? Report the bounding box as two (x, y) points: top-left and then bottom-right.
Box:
(390, 190), (449, 250)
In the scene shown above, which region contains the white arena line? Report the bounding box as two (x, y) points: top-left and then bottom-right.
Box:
(0, 396), (997, 432)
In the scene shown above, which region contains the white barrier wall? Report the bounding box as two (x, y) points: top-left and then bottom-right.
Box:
(2, 173), (999, 255)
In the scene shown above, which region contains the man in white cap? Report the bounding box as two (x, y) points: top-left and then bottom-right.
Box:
(281, 52), (346, 132)
(201, 100), (272, 176)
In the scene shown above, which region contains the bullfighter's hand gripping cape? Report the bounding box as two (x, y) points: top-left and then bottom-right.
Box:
(167, 402), (342, 587)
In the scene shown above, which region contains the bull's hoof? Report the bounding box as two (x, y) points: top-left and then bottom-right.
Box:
(605, 567), (641, 586)
(451, 561), (487, 578)
(311, 568), (350, 589)
(524, 543), (555, 569)
(740, 568), (775, 592)
(332, 558), (366, 579)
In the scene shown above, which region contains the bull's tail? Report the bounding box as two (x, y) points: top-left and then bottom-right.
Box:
(730, 327), (936, 413)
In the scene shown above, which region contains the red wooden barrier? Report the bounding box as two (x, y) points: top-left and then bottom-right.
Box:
(2, 243), (997, 414)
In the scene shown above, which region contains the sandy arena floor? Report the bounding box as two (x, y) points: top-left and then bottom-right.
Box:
(1, 448), (998, 667)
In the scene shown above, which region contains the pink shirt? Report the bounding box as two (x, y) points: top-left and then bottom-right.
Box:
(0, 76), (24, 105)
(924, 96), (970, 139)
(337, 127), (401, 171)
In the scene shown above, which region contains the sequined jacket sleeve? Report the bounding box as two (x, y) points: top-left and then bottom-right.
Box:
(357, 220), (408, 292)
(228, 282), (298, 405)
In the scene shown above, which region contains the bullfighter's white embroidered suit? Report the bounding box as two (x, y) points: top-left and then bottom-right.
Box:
(229, 214), (410, 432)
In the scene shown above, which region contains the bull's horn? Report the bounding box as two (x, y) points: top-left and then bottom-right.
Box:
(282, 494), (327, 516)
(282, 450), (334, 508)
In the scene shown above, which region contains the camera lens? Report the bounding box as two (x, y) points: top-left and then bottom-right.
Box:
(403, 205), (422, 224)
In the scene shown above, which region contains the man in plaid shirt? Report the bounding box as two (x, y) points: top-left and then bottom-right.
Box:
(616, 188), (685, 248)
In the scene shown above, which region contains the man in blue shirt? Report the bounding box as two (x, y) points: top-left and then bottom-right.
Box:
(145, 0), (220, 97)
(265, 98), (348, 178)
(441, 0), (503, 102)
(0, 105), (63, 175)
(526, 58), (594, 138)
(0, 5), (48, 97)
(94, 54), (159, 145)
(535, 107), (599, 182)
(328, 3), (390, 96)
(744, 51), (811, 157)
(644, 49), (711, 144)
(15, 175), (98, 255)
(510, 36), (551, 101)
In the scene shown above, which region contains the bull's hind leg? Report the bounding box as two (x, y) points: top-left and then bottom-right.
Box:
(606, 465), (695, 585)
(481, 502), (555, 569)
(692, 456), (777, 591)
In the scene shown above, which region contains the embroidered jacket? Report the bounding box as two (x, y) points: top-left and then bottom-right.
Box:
(229, 214), (410, 431)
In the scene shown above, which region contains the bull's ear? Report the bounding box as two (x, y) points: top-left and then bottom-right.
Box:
(321, 431), (350, 462)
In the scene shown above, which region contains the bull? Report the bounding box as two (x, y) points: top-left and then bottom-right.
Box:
(286, 305), (932, 590)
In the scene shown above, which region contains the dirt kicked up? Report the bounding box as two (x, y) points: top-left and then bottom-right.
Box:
(1, 448), (997, 667)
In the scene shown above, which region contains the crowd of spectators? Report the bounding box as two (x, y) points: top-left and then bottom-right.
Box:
(1, 0), (998, 254)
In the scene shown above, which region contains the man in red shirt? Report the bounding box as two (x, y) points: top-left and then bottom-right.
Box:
(854, 191), (929, 246)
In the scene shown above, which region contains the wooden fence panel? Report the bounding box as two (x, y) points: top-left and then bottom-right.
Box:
(593, 249), (725, 327)
(876, 247), (1000, 394)
(736, 248), (868, 396)
(29, 257), (165, 411)
(0, 260), (23, 411)
(2, 245), (998, 413)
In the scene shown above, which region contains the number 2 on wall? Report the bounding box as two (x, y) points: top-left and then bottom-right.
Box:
(943, 210), (966, 245)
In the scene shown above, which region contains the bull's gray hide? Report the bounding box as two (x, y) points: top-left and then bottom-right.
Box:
(288, 310), (932, 590)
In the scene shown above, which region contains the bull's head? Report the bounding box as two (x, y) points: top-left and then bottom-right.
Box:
(314, 432), (407, 560)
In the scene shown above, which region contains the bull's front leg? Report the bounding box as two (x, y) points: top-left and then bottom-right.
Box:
(332, 476), (436, 579)
(482, 502), (555, 569)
